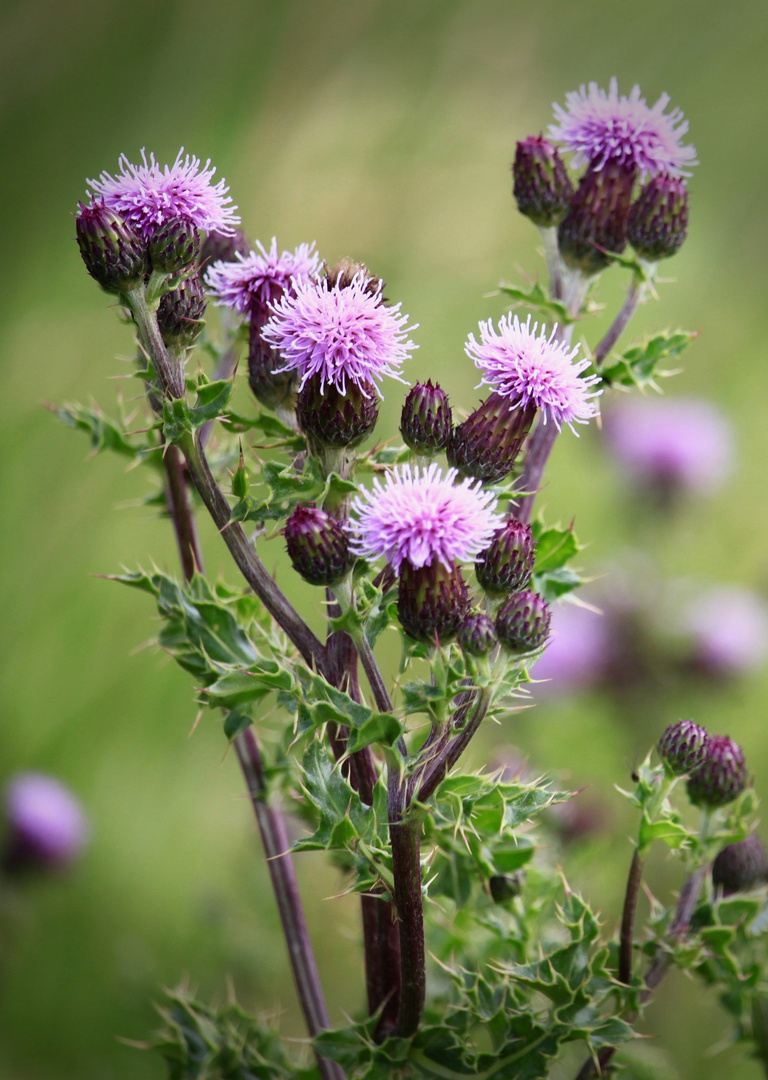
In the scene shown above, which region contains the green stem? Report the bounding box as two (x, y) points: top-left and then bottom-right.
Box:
(388, 771), (426, 1039)
(593, 264), (655, 367)
(618, 848), (644, 985)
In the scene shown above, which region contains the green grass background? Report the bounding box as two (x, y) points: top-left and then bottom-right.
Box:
(1, 1), (767, 1076)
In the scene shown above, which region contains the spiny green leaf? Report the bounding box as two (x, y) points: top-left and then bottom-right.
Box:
(499, 282), (573, 325)
(598, 329), (697, 389)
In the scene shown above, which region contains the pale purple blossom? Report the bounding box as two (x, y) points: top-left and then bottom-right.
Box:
(532, 603), (610, 695)
(206, 238), (321, 315)
(350, 463), (500, 572)
(684, 587), (768, 677)
(3, 773), (89, 871)
(87, 149), (239, 239)
(262, 274), (417, 395)
(549, 78), (697, 179)
(604, 398), (734, 496)
(466, 314), (601, 431)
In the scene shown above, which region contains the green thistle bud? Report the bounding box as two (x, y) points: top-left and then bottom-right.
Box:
(628, 175), (689, 261)
(147, 215), (200, 275)
(75, 200), (148, 294)
(457, 611), (498, 657)
(157, 275), (206, 349)
(495, 590), (551, 653)
(712, 834), (768, 895)
(476, 520), (535, 596)
(400, 381), (452, 455)
(513, 136), (574, 228)
(297, 374), (379, 449)
(447, 393), (536, 483)
(687, 735), (748, 808)
(284, 504), (351, 587)
(558, 161), (636, 274)
(397, 559), (469, 644)
(657, 720), (709, 777)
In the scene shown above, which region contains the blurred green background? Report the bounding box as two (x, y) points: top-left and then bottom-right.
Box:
(1, 0), (768, 1076)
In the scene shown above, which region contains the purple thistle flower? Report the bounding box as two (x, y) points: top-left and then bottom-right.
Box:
(350, 463), (500, 573)
(683, 586), (768, 677)
(3, 773), (89, 873)
(87, 149), (239, 240)
(206, 238), (321, 316)
(549, 78), (697, 180)
(262, 274), (417, 396)
(466, 314), (601, 431)
(604, 398), (734, 498)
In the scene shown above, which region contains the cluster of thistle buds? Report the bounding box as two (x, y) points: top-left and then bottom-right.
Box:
(657, 719), (749, 808)
(513, 79), (695, 274)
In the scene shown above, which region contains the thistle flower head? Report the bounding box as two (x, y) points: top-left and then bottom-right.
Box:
(3, 773), (89, 872)
(467, 314), (601, 431)
(687, 735), (748, 808)
(206, 238), (321, 316)
(350, 463), (500, 573)
(658, 720), (709, 776)
(549, 78), (697, 179)
(262, 274), (417, 396)
(87, 149), (239, 240)
(712, 834), (768, 895)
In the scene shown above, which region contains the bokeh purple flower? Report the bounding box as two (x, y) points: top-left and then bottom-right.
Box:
(683, 586), (768, 677)
(531, 603), (610, 696)
(466, 314), (600, 431)
(549, 78), (697, 179)
(3, 773), (89, 873)
(603, 398), (734, 499)
(350, 463), (499, 572)
(87, 149), (239, 239)
(262, 274), (417, 396)
(206, 238), (321, 316)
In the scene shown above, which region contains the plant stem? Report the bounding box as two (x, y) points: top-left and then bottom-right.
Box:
(388, 768), (426, 1038)
(416, 688), (491, 804)
(162, 444), (204, 579)
(235, 729), (346, 1080)
(618, 848), (644, 986)
(539, 226), (565, 301)
(593, 266), (654, 368)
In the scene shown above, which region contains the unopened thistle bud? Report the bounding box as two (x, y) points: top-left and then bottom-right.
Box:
(248, 314), (297, 411)
(489, 870), (526, 903)
(496, 590), (551, 654)
(448, 393), (536, 483)
(325, 258), (383, 296)
(400, 381), (452, 455)
(199, 227), (251, 271)
(75, 200), (148, 293)
(457, 611), (498, 656)
(157, 275), (206, 349)
(476, 520), (535, 596)
(397, 559), (470, 644)
(712, 834), (768, 895)
(147, 215), (200, 275)
(687, 735), (748, 808)
(297, 375), (380, 449)
(628, 174), (689, 261)
(513, 136), (574, 228)
(657, 720), (709, 777)
(558, 161), (636, 274)
(284, 504), (351, 587)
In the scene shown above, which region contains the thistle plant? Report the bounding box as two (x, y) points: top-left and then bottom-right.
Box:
(58, 81), (768, 1080)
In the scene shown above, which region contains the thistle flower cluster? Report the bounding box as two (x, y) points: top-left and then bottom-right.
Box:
(657, 721), (749, 809)
(513, 79), (696, 272)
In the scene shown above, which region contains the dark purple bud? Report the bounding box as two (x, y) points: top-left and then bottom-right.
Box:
(325, 258), (383, 296)
(75, 200), (148, 294)
(558, 161), (637, 274)
(2, 773), (89, 875)
(489, 870), (526, 903)
(147, 215), (200, 275)
(687, 735), (748, 808)
(447, 393), (536, 483)
(284, 504), (352, 587)
(495, 590), (551, 654)
(297, 374), (379, 449)
(657, 720), (709, 777)
(248, 309), (297, 411)
(712, 834), (768, 895)
(157, 275), (206, 349)
(400, 381), (453, 455)
(397, 559), (469, 644)
(628, 175), (689, 261)
(476, 520), (535, 596)
(513, 136), (574, 228)
(199, 228), (251, 271)
(457, 611), (498, 657)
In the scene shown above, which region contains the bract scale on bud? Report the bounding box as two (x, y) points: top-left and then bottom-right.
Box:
(476, 520), (535, 596)
(657, 719), (709, 776)
(457, 611), (498, 656)
(397, 559), (469, 644)
(284, 504), (351, 587)
(686, 734), (748, 808)
(147, 214), (200, 275)
(513, 136), (574, 228)
(628, 174), (689, 261)
(157, 275), (207, 349)
(495, 590), (551, 653)
(400, 381), (453, 455)
(76, 201), (148, 294)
